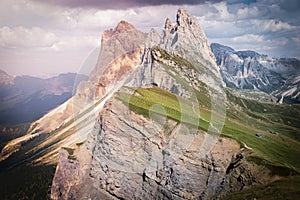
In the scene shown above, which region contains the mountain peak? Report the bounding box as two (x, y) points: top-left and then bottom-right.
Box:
(163, 9), (195, 32)
(161, 8), (220, 82)
(164, 18), (173, 29)
(0, 69), (14, 85)
(102, 20), (136, 40)
(176, 8), (191, 27)
(115, 20), (135, 32)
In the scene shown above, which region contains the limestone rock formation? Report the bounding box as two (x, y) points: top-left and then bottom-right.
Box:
(0, 21), (146, 164)
(51, 9), (271, 200)
(51, 92), (270, 200)
(52, 96), (231, 199)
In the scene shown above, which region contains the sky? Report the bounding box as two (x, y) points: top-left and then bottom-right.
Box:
(0, 0), (299, 77)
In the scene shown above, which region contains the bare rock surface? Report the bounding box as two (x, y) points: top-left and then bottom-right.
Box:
(51, 95), (270, 200)
(50, 9), (274, 200)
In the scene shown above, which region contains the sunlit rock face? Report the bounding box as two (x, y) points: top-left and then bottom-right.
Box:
(51, 9), (271, 200)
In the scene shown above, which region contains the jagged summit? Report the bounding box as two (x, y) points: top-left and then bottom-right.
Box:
(2, 8), (300, 200)
(235, 50), (261, 59)
(164, 18), (173, 29)
(161, 8), (223, 89)
(115, 20), (136, 32)
(164, 8), (195, 31)
(102, 20), (137, 40)
(162, 8), (214, 54)
(91, 19), (146, 84)
(176, 8), (193, 28)
(163, 8), (200, 34)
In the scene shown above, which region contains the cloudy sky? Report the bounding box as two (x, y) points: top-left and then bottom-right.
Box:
(0, 0), (299, 77)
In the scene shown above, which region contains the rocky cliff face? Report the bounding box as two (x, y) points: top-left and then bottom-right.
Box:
(0, 21), (146, 164)
(51, 94), (271, 200)
(162, 9), (223, 91)
(28, 21), (146, 133)
(211, 43), (300, 104)
(51, 9), (272, 200)
(51, 91), (272, 200)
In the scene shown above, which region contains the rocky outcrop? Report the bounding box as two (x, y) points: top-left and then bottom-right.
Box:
(51, 94), (271, 200)
(1, 7), (229, 166)
(0, 21), (147, 164)
(161, 9), (224, 91)
(222, 154), (272, 194)
(51, 150), (84, 200)
(27, 21), (146, 135)
(48, 8), (278, 200)
(89, 20), (146, 86)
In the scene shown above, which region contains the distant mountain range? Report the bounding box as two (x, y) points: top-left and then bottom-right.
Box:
(211, 43), (300, 104)
(0, 70), (88, 125)
(0, 9), (299, 200)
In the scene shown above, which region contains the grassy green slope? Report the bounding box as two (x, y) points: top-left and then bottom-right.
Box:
(146, 47), (300, 173)
(116, 86), (300, 173)
(1, 46), (299, 199)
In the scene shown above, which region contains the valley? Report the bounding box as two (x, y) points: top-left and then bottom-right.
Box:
(0, 7), (299, 200)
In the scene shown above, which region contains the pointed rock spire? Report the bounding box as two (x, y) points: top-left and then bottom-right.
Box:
(176, 8), (191, 27)
(164, 18), (173, 30)
(161, 8), (221, 84)
(115, 20), (136, 33)
(102, 20), (136, 40)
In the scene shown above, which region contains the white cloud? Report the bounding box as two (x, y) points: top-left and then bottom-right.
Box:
(0, 25), (101, 51)
(292, 37), (300, 45)
(189, 2), (234, 22)
(236, 6), (261, 19)
(56, 9), (130, 30)
(211, 34), (264, 50)
(50, 35), (100, 51)
(231, 34), (264, 42)
(211, 35), (291, 58)
(0, 0), (299, 77)
(212, 2), (234, 21)
(268, 37), (288, 46)
(251, 19), (298, 32)
(0, 26), (58, 48)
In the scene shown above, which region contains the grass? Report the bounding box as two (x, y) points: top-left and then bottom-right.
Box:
(152, 47), (195, 71)
(222, 89), (300, 172)
(62, 147), (76, 161)
(76, 141), (85, 146)
(116, 86), (300, 173)
(61, 147), (74, 155)
(152, 46), (220, 86)
(116, 87), (209, 132)
(221, 176), (300, 200)
(1, 47), (299, 199)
